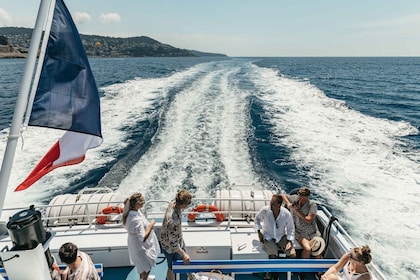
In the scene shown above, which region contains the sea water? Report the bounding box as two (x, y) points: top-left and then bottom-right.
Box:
(0, 56), (419, 279)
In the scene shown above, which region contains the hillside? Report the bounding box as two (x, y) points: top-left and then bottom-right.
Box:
(0, 27), (227, 58)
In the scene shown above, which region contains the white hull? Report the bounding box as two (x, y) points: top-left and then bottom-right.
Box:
(0, 186), (387, 280)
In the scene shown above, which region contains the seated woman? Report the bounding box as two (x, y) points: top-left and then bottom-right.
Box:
(322, 245), (372, 280)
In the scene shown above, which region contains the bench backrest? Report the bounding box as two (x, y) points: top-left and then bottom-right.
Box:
(172, 259), (338, 274)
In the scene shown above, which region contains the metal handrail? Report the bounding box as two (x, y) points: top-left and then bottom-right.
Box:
(2, 196), (266, 229)
(173, 259), (339, 280)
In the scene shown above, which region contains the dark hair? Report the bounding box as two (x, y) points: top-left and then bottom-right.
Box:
(59, 242), (78, 264)
(273, 194), (283, 204)
(175, 189), (192, 206)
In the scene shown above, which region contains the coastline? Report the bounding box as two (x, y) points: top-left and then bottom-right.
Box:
(0, 52), (27, 59)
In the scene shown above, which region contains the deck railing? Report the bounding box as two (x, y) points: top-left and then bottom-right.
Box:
(172, 259), (339, 280)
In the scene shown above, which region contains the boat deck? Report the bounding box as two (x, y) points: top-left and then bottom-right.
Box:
(120, 258), (325, 280)
(0, 188), (387, 280)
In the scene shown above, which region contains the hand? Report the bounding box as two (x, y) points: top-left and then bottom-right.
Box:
(183, 253), (191, 265)
(150, 219), (156, 226)
(285, 241), (292, 251)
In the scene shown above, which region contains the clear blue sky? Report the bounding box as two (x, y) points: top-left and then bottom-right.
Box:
(1, 0), (420, 57)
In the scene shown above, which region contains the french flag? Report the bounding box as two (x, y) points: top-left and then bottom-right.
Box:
(15, 0), (102, 191)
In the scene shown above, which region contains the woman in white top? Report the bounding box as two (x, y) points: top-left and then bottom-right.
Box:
(122, 193), (161, 280)
(322, 245), (372, 280)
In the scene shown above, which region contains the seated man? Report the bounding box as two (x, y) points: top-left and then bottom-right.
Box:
(255, 194), (296, 280)
(59, 242), (99, 280)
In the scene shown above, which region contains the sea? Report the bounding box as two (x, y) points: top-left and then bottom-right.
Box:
(0, 56), (419, 279)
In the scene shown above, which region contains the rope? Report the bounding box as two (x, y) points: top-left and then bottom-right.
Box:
(322, 216), (338, 257)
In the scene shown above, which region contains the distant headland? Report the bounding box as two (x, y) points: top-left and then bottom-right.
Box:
(0, 27), (227, 58)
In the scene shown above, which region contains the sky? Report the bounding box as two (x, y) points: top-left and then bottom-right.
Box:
(1, 0), (420, 57)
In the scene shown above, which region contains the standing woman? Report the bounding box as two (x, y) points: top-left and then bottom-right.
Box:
(122, 193), (160, 280)
(322, 245), (372, 280)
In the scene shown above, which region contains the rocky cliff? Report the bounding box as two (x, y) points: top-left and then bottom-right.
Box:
(0, 27), (227, 58)
(0, 35), (26, 58)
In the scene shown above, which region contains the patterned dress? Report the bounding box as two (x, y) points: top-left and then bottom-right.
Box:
(286, 194), (320, 240)
(160, 202), (184, 254)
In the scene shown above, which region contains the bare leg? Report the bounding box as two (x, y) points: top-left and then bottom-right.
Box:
(166, 268), (175, 280)
(140, 271), (150, 280)
(299, 238), (312, 259)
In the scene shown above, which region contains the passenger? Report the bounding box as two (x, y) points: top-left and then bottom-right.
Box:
(281, 187), (324, 259)
(58, 242), (99, 280)
(160, 189), (193, 280)
(321, 245), (372, 280)
(122, 192), (160, 280)
(255, 194), (296, 280)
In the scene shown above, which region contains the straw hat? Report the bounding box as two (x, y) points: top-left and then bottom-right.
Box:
(309, 236), (326, 256)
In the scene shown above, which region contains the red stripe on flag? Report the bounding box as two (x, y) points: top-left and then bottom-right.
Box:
(14, 139), (85, 192)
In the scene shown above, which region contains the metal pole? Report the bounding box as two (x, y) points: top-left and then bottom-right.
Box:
(0, 0), (52, 217)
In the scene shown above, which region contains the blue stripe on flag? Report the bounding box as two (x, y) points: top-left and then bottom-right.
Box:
(29, 0), (102, 138)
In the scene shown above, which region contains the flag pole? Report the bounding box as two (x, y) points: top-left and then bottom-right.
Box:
(24, 0), (56, 126)
(0, 0), (53, 217)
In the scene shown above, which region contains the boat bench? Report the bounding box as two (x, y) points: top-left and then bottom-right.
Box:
(0, 263), (103, 279)
(173, 259), (338, 280)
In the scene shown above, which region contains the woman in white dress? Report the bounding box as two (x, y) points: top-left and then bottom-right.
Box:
(122, 193), (161, 280)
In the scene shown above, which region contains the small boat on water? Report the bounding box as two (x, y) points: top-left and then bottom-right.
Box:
(0, 185), (387, 280)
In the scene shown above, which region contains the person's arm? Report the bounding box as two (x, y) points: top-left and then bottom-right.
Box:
(289, 202), (317, 224)
(177, 245), (190, 265)
(285, 214), (295, 243)
(257, 229), (264, 243)
(322, 252), (350, 279)
(61, 268), (68, 280)
(280, 193), (292, 208)
(143, 219), (156, 242)
(254, 208), (264, 242)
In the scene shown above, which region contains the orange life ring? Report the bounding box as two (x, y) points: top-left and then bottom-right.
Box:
(187, 204), (224, 222)
(97, 206), (124, 224)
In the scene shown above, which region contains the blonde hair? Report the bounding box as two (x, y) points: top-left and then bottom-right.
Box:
(122, 192), (144, 225)
(354, 245), (372, 264)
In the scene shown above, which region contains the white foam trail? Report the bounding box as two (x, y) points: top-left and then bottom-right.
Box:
(0, 62), (211, 211)
(2, 59), (418, 279)
(118, 61), (260, 199)
(249, 65), (420, 279)
(0, 60), (260, 210)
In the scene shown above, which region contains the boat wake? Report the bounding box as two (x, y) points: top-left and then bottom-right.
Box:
(1, 59), (419, 279)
